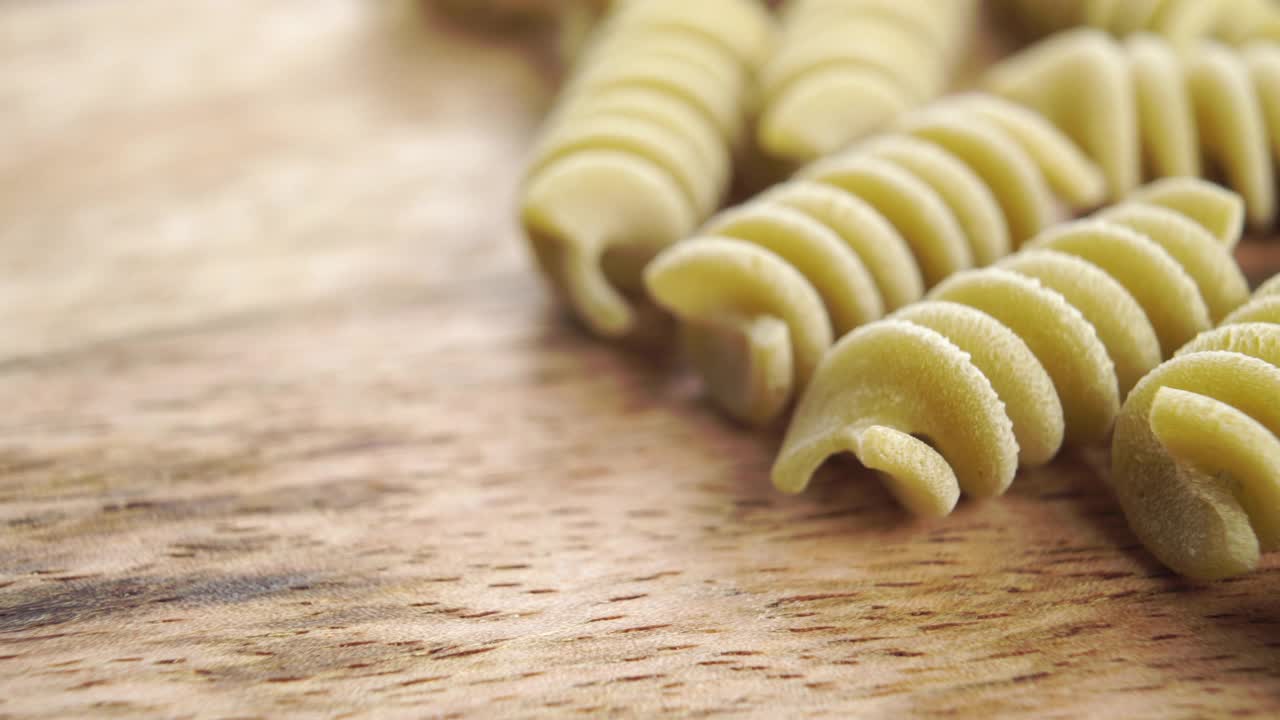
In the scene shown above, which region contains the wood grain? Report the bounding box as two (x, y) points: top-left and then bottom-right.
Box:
(2, 2), (1279, 718)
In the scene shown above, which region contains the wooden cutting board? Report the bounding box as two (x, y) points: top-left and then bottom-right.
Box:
(2, 2), (1278, 717)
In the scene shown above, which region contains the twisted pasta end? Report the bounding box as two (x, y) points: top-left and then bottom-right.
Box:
(1149, 386), (1280, 555)
(519, 0), (768, 338)
(522, 151), (695, 337)
(857, 426), (962, 518)
(644, 235), (832, 426)
(770, 425), (855, 497)
(770, 423), (961, 519)
(523, 208), (635, 338)
(679, 316), (794, 428)
(773, 321), (1017, 514)
(1111, 311), (1280, 580)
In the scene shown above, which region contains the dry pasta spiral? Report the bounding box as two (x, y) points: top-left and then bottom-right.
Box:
(757, 0), (977, 164)
(643, 95), (1106, 427)
(520, 0), (773, 338)
(983, 29), (1280, 227)
(772, 179), (1250, 518)
(999, 0), (1280, 46)
(1111, 279), (1280, 580)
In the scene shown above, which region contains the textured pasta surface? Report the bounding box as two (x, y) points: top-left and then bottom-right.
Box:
(756, 0), (977, 165)
(519, 0), (773, 337)
(772, 180), (1250, 518)
(1000, 0), (1280, 46)
(984, 29), (1280, 227)
(1110, 282), (1280, 580)
(644, 95), (1105, 426)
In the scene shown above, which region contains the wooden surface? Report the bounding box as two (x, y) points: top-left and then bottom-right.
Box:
(3, 2), (1280, 718)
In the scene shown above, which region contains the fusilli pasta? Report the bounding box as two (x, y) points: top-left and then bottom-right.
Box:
(520, 0), (773, 337)
(772, 179), (1249, 518)
(1111, 279), (1280, 580)
(984, 29), (1280, 227)
(756, 0), (977, 164)
(644, 95), (1105, 426)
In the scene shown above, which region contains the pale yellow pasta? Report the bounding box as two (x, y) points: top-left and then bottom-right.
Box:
(596, 0), (774, 69)
(984, 30), (1280, 227)
(1000, 0), (1280, 46)
(1127, 176), (1245, 247)
(1111, 283), (1280, 580)
(756, 0), (977, 165)
(644, 95), (1104, 427)
(520, 0), (773, 338)
(773, 180), (1250, 517)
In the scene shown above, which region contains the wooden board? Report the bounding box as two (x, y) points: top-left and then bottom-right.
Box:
(2, 2), (1279, 717)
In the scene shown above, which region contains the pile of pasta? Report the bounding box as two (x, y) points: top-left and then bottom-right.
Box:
(756, 0), (977, 165)
(999, 0), (1280, 46)
(518, 0), (982, 338)
(514, 1), (1280, 580)
(645, 94), (1104, 426)
(983, 30), (1280, 227)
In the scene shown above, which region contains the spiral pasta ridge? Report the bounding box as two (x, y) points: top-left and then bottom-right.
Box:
(1000, 0), (1280, 47)
(520, 0), (773, 338)
(771, 179), (1250, 519)
(644, 94), (1107, 427)
(756, 0), (978, 164)
(983, 29), (1280, 227)
(1111, 279), (1280, 580)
